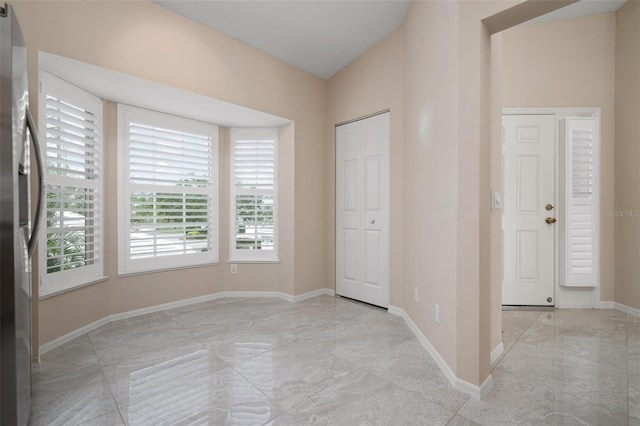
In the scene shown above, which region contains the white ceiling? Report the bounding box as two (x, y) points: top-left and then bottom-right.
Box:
(154, 0), (410, 80)
(526, 0), (626, 25)
(154, 0), (625, 81)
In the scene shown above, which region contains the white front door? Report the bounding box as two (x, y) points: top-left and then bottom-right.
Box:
(503, 114), (556, 306)
(336, 112), (389, 308)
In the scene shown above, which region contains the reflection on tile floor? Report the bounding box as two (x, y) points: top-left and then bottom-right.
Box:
(29, 296), (639, 425)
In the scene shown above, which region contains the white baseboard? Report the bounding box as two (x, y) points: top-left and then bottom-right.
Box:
(39, 315), (112, 357)
(614, 302), (640, 317)
(456, 374), (493, 400)
(387, 305), (492, 400)
(109, 292), (227, 323)
(387, 305), (404, 317)
(480, 374), (494, 398)
(490, 342), (504, 366)
(595, 300), (640, 317)
(39, 288), (334, 357)
(223, 291), (283, 299)
(291, 288), (335, 302)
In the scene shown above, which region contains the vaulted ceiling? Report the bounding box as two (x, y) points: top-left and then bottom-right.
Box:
(154, 0), (627, 80)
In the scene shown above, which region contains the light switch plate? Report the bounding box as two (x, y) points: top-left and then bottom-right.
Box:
(491, 190), (502, 210)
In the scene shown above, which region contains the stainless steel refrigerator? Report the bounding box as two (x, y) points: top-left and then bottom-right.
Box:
(0, 3), (43, 425)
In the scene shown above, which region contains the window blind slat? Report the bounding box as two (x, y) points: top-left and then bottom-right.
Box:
(129, 139), (212, 158)
(46, 130), (99, 152)
(46, 111), (99, 135)
(129, 150), (210, 166)
(46, 96), (100, 122)
(130, 130), (211, 149)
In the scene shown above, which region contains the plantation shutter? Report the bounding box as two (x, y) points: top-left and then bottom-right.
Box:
(118, 105), (218, 274)
(559, 118), (599, 287)
(39, 73), (104, 295)
(230, 128), (278, 261)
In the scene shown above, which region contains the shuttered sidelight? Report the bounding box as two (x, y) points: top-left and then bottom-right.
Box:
(559, 118), (599, 287)
(39, 73), (105, 296)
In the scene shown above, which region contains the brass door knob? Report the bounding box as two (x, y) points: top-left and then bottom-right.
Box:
(546, 217), (557, 224)
(545, 204), (554, 211)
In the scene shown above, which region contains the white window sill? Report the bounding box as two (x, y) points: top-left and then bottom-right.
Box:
(226, 259), (280, 264)
(40, 276), (109, 300)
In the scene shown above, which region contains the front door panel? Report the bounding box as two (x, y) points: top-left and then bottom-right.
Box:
(503, 114), (556, 306)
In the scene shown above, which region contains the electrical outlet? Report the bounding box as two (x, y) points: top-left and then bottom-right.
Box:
(414, 286), (419, 303)
(230, 264), (237, 274)
(435, 304), (440, 324)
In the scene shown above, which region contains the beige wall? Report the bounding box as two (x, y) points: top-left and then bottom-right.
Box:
(13, 1), (326, 347)
(402, 0), (461, 375)
(500, 13), (616, 304)
(325, 28), (404, 307)
(615, 1), (640, 310)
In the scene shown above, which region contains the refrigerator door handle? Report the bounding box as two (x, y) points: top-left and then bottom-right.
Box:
(25, 106), (44, 257)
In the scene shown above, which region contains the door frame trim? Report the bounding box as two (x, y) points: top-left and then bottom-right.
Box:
(335, 109), (390, 128)
(501, 107), (601, 308)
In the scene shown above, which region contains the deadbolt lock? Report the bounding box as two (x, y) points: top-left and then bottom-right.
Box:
(545, 217), (557, 224)
(545, 204), (554, 211)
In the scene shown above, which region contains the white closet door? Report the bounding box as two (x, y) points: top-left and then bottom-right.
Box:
(559, 118), (599, 287)
(336, 112), (389, 308)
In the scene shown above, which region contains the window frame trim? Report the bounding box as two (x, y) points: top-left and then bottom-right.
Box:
(117, 103), (220, 276)
(38, 71), (105, 298)
(228, 127), (279, 262)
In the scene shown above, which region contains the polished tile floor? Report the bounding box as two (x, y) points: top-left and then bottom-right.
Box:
(29, 295), (639, 426)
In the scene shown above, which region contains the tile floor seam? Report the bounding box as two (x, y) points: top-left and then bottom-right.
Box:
(160, 307), (237, 365)
(353, 334), (461, 410)
(500, 310), (544, 362)
(443, 380), (475, 425)
(258, 365), (366, 425)
(116, 407), (126, 426)
(97, 367), (124, 426)
(445, 412), (476, 426)
(225, 363), (288, 423)
(229, 346), (357, 404)
(99, 365), (124, 409)
(362, 336), (470, 416)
